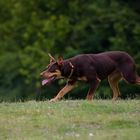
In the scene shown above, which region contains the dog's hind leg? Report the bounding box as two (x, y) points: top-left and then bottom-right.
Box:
(86, 79), (100, 101)
(108, 71), (122, 101)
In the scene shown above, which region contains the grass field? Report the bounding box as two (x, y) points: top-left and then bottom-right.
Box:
(0, 100), (140, 140)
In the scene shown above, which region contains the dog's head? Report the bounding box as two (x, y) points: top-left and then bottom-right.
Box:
(40, 54), (63, 86)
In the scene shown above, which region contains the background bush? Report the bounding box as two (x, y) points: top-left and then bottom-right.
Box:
(0, 0), (140, 101)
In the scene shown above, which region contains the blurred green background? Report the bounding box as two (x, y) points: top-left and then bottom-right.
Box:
(0, 0), (140, 101)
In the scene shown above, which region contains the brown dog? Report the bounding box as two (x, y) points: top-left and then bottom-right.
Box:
(40, 51), (140, 102)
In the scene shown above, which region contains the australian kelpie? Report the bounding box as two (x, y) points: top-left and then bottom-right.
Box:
(40, 51), (140, 102)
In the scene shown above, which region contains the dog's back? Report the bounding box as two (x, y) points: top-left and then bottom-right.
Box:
(65, 51), (136, 80)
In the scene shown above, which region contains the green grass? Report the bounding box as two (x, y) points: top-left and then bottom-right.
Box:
(0, 100), (140, 140)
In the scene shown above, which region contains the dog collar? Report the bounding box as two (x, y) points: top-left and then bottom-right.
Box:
(68, 61), (74, 79)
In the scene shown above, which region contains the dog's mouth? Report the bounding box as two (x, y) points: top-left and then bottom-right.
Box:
(41, 76), (56, 86)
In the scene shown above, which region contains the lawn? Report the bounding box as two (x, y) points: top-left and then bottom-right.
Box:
(0, 100), (140, 140)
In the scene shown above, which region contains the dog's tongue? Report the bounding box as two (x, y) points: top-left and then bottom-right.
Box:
(42, 77), (55, 86)
(42, 79), (49, 86)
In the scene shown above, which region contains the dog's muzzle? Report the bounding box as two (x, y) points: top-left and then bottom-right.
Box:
(40, 70), (62, 86)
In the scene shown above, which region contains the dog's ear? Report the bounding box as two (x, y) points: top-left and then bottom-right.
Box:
(48, 53), (56, 63)
(57, 56), (63, 66)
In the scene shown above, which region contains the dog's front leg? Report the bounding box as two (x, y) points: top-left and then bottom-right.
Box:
(86, 79), (100, 101)
(49, 83), (75, 103)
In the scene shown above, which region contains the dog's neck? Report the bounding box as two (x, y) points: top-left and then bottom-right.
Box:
(61, 60), (74, 79)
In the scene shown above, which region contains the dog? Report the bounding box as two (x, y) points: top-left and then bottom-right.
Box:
(40, 51), (140, 102)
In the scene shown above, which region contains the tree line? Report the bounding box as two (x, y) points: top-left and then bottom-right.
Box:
(0, 0), (140, 101)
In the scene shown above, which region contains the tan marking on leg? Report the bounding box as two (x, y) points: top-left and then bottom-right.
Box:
(49, 84), (75, 102)
(86, 94), (93, 101)
(108, 71), (122, 101)
(96, 77), (101, 82)
(78, 76), (88, 81)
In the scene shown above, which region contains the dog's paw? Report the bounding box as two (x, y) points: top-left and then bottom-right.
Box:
(49, 98), (58, 103)
(86, 95), (93, 101)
